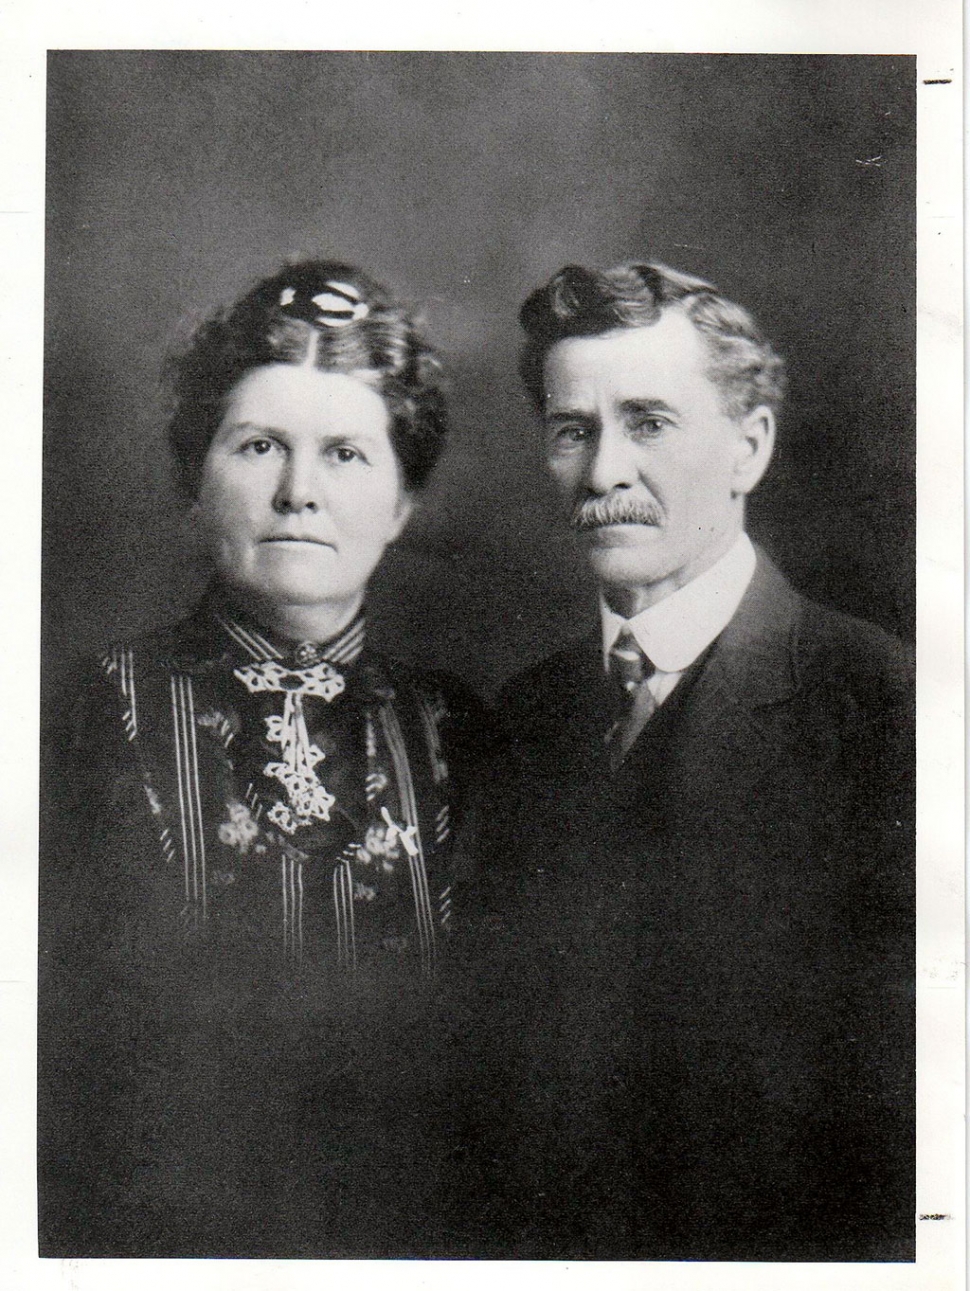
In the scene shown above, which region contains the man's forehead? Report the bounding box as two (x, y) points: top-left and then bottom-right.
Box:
(542, 310), (712, 402)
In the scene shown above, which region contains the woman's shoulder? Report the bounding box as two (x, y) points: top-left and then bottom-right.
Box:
(50, 612), (222, 753)
(99, 608), (233, 676)
(366, 652), (494, 758)
(365, 650), (475, 703)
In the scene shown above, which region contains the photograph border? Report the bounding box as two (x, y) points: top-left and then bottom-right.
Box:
(2, 4), (963, 1290)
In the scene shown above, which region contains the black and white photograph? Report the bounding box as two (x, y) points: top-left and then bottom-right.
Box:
(2, 6), (963, 1290)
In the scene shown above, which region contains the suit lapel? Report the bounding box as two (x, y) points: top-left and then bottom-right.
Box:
(682, 553), (800, 710)
(521, 554), (806, 794)
(623, 553), (805, 800)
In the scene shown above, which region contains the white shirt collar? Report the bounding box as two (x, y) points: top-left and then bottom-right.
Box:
(601, 532), (757, 674)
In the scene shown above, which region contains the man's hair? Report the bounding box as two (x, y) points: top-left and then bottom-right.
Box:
(519, 261), (786, 419)
(165, 259), (447, 495)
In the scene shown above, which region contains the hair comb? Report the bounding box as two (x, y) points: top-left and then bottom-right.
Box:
(279, 281), (370, 328)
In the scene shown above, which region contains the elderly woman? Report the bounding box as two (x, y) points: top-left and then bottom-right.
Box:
(39, 261), (482, 1257)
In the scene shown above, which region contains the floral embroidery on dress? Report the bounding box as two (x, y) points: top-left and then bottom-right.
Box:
(217, 801), (260, 853)
(196, 708), (239, 747)
(363, 822), (402, 867)
(365, 770), (389, 801)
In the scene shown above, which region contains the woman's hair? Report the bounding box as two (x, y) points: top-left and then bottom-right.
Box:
(166, 260), (448, 494)
(519, 261), (786, 420)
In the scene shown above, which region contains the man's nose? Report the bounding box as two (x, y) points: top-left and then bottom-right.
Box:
(586, 423), (637, 495)
(273, 451), (319, 513)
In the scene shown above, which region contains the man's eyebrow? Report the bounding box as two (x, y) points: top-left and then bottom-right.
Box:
(619, 398), (678, 417)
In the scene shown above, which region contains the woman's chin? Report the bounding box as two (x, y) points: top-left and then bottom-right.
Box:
(223, 575), (359, 616)
(212, 546), (383, 625)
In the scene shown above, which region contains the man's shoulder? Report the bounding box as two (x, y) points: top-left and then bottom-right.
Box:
(502, 629), (597, 683)
(735, 551), (912, 701)
(790, 589), (913, 712)
(494, 634), (601, 739)
(501, 634), (596, 689)
(495, 559), (913, 731)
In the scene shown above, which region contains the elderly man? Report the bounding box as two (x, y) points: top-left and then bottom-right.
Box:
(461, 262), (914, 1262)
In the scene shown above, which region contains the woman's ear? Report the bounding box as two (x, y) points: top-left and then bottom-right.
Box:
(390, 492), (416, 540)
(183, 495), (204, 537)
(731, 406), (776, 497)
(181, 492), (211, 554)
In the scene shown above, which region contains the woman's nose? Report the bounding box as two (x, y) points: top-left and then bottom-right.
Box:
(587, 423), (637, 495)
(273, 453), (319, 513)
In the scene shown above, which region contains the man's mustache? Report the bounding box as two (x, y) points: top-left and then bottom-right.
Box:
(571, 496), (663, 530)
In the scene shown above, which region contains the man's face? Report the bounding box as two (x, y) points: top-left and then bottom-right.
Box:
(542, 308), (773, 609)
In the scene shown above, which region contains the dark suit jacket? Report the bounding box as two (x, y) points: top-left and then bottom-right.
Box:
(454, 553), (914, 1262)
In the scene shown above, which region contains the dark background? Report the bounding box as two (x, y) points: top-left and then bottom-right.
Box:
(44, 52), (915, 703)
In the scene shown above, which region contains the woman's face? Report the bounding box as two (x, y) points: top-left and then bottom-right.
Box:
(196, 363), (412, 623)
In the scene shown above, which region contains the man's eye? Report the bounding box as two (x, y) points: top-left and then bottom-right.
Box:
(328, 444), (364, 464)
(633, 417), (668, 436)
(551, 424), (591, 446)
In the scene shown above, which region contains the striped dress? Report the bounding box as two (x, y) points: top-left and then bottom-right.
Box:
(39, 592), (483, 1256)
(89, 597), (466, 979)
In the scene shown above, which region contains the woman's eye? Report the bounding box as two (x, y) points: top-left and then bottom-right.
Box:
(240, 437), (276, 457)
(633, 417), (668, 436)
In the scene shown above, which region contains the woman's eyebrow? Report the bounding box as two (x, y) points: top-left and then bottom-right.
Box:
(543, 409), (596, 424)
(221, 419), (280, 434)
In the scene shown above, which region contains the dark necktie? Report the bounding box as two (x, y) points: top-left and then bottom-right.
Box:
(605, 628), (657, 770)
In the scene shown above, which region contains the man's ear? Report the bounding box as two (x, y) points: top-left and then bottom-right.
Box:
(731, 406), (776, 497)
